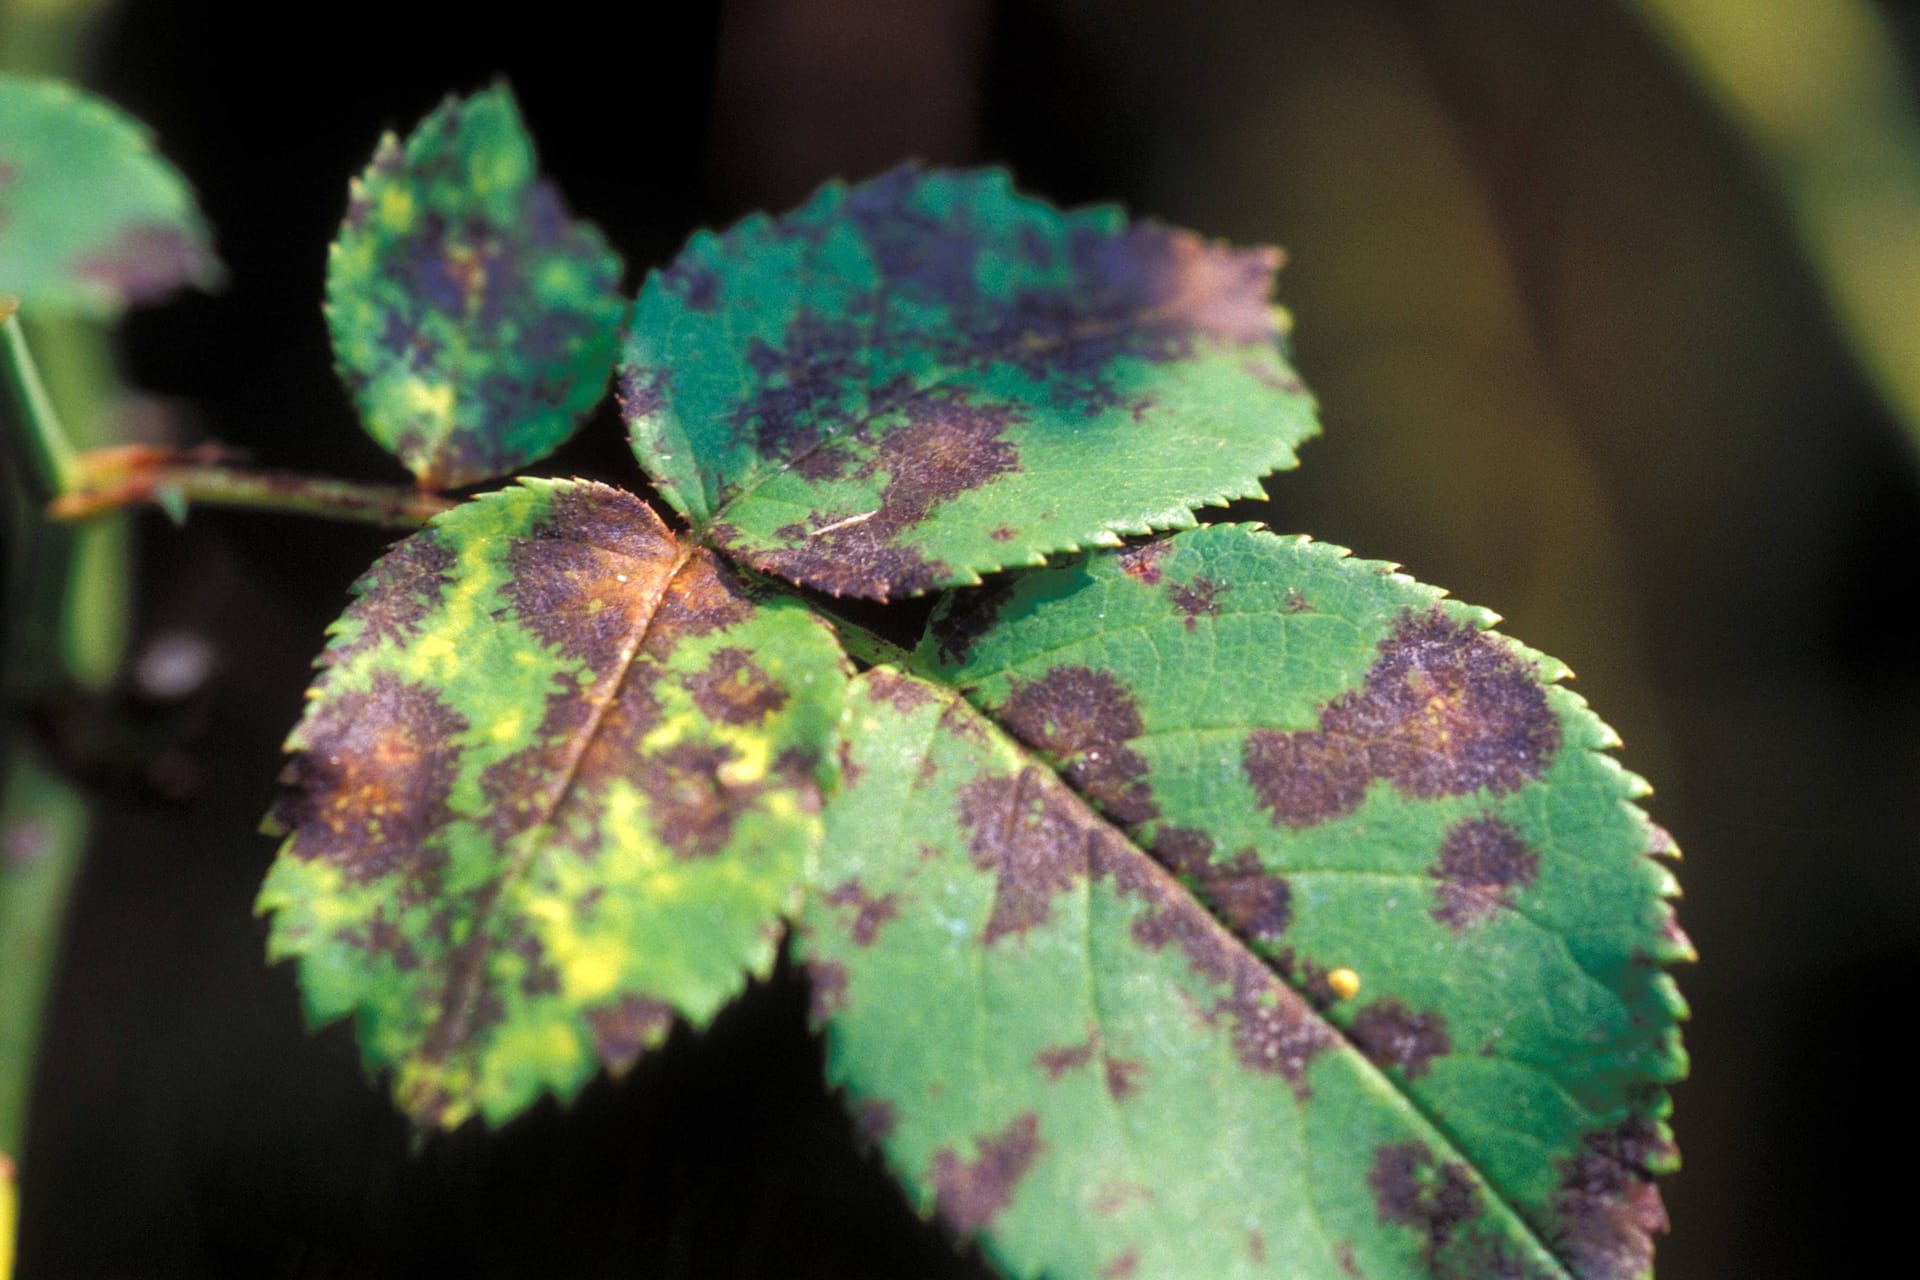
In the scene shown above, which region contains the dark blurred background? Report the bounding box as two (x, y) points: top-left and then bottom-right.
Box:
(5, 0), (1918, 1274)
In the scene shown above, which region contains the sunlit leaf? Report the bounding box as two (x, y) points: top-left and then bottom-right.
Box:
(621, 165), (1317, 599)
(257, 479), (847, 1128)
(878, 524), (1687, 1278)
(0, 74), (219, 315)
(326, 85), (626, 489)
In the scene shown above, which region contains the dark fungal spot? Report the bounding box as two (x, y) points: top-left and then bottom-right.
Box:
(1116, 539), (1171, 585)
(733, 389), (1020, 600)
(1350, 999), (1452, 1079)
(990, 525), (1018, 542)
(1244, 609), (1561, 830)
(1430, 816), (1540, 931)
(930, 1112), (1045, 1236)
(995, 666), (1157, 826)
(274, 672), (467, 884)
(685, 647), (788, 726)
(658, 257), (719, 311)
(1249, 1231), (1267, 1265)
(584, 995), (676, 1073)
(502, 485), (681, 668)
(1104, 1056), (1144, 1101)
(823, 879), (900, 946)
(1550, 1120), (1673, 1280)
(1035, 1032), (1144, 1101)
(1369, 1141), (1479, 1261)
(327, 530), (457, 666)
(1150, 827), (1291, 944)
(1100, 1249), (1140, 1279)
(1334, 1242), (1362, 1277)
(1035, 1037), (1097, 1079)
(71, 222), (212, 304)
(806, 959), (849, 1023)
(616, 365), (666, 420)
(1284, 587), (1314, 613)
(650, 548), (758, 645)
(855, 1099), (897, 1143)
(927, 576), (1019, 666)
(846, 165), (983, 306)
(732, 308), (868, 466)
(1168, 575), (1228, 629)
(636, 741), (764, 859)
(865, 667), (938, 713)
(956, 767), (1093, 945)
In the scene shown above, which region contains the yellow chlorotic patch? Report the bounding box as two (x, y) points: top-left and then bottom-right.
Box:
(403, 378), (456, 425)
(2, 1150), (17, 1280)
(489, 711), (524, 743)
(1328, 968), (1362, 1001)
(379, 184), (414, 231)
(560, 936), (625, 1002)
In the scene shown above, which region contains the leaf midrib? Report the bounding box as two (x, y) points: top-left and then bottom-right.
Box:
(420, 533), (696, 1066)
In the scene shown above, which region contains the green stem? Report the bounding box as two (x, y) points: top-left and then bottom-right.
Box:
(0, 309), (78, 498)
(51, 448), (456, 529)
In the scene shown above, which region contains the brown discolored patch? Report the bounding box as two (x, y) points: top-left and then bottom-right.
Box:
(989, 525), (1018, 542)
(615, 365), (667, 420)
(1092, 1180), (1154, 1216)
(584, 995), (675, 1073)
(635, 741), (762, 859)
(930, 1112), (1045, 1236)
(995, 666), (1157, 825)
(865, 667), (939, 713)
(927, 576), (1019, 666)
(1350, 999), (1452, 1079)
(503, 485), (681, 668)
(1248, 1230), (1267, 1265)
(956, 767), (1092, 944)
(1244, 609), (1561, 830)
(1101, 1249), (1140, 1278)
(823, 879), (901, 946)
(326, 530), (457, 666)
(1550, 1120), (1673, 1280)
(71, 222), (213, 304)
(1034, 1032), (1144, 1101)
(1168, 575), (1228, 629)
(684, 647), (789, 725)
(807, 959), (849, 1023)
(1369, 1141), (1480, 1262)
(274, 672), (468, 884)
(1430, 816), (1540, 931)
(1334, 1242), (1362, 1277)
(1284, 587), (1314, 613)
(1116, 539), (1171, 585)
(649, 548), (758, 645)
(855, 1098), (897, 1143)
(1151, 827), (1291, 945)
(731, 389), (1021, 600)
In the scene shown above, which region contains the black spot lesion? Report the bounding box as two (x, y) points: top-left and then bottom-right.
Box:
(1430, 815), (1541, 931)
(684, 647), (789, 726)
(994, 665), (1158, 826)
(1350, 998), (1452, 1079)
(326, 529), (458, 666)
(930, 1112), (1045, 1236)
(1549, 1119), (1673, 1280)
(272, 671), (468, 885)
(1244, 609), (1561, 830)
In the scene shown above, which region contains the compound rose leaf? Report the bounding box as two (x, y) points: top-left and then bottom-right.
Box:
(621, 165), (1318, 599)
(327, 84), (626, 489)
(257, 479), (846, 1129)
(0, 74), (219, 315)
(910, 524), (1688, 1279)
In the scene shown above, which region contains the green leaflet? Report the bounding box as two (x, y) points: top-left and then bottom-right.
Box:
(802, 669), (1582, 1280)
(0, 74), (219, 315)
(257, 479), (847, 1128)
(912, 525), (1689, 1279)
(326, 86), (625, 489)
(620, 166), (1318, 599)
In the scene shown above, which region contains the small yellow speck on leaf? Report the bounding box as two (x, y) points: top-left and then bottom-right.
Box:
(1328, 968), (1361, 1001)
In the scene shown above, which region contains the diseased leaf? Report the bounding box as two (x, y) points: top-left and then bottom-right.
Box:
(0, 74), (219, 315)
(620, 165), (1318, 599)
(326, 85), (626, 489)
(257, 479), (847, 1128)
(907, 524), (1688, 1278)
(803, 669), (1588, 1280)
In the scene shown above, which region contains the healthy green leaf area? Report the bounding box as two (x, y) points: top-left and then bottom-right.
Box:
(0, 74), (219, 315)
(326, 86), (626, 489)
(258, 479), (846, 1127)
(621, 165), (1319, 599)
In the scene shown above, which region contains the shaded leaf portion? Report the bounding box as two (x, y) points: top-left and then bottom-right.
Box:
(921, 525), (1688, 1278)
(622, 165), (1317, 599)
(800, 670), (1572, 1280)
(258, 479), (846, 1128)
(0, 74), (218, 314)
(327, 85), (625, 489)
